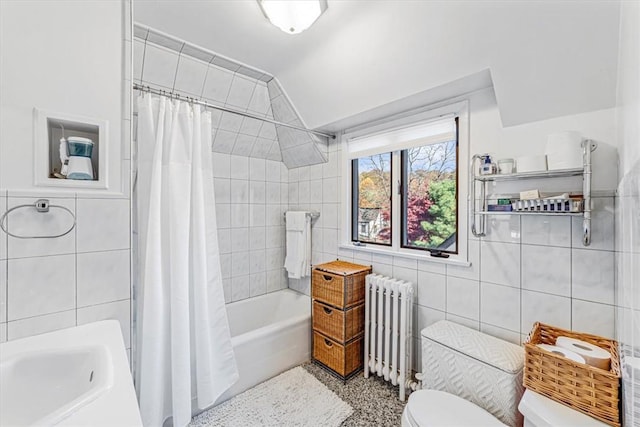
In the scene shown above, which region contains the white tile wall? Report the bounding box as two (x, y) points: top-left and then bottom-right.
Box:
(480, 282), (521, 332)
(572, 299), (615, 338)
(173, 55), (208, 97)
(572, 248), (615, 304)
(572, 197), (615, 251)
(417, 271), (445, 310)
(521, 215), (572, 247)
(77, 299), (131, 347)
(8, 310), (76, 341)
(0, 194), (6, 263)
(0, 260), (6, 335)
(0, 1), (132, 351)
(213, 153), (289, 303)
(76, 198), (130, 252)
(135, 35), (284, 163)
(446, 276), (479, 321)
(521, 245), (571, 296)
(77, 250), (130, 307)
(8, 254), (76, 320)
(142, 43), (178, 89)
(289, 146), (619, 371)
(227, 75), (256, 109)
(0, 192), (131, 346)
(7, 197), (76, 258)
(202, 67), (234, 103)
(521, 290), (571, 331)
(480, 240), (520, 287)
(614, 53), (640, 424)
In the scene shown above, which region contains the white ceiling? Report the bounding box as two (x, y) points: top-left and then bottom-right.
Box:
(134, 0), (620, 131)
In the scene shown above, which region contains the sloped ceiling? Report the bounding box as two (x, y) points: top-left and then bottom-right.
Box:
(133, 25), (328, 168)
(134, 1), (620, 130)
(267, 80), (328, 168)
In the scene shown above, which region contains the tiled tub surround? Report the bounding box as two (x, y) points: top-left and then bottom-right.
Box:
(133, 25), (328, 169)
(133, 139), (290, 305)
(212, 154), (290, 302)
(133, 26), (322, 304)
(134, 36), (283, 162)
(0, 191), (131, 350)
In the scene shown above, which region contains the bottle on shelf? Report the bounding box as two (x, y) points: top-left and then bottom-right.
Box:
(479, 154), (497, 175)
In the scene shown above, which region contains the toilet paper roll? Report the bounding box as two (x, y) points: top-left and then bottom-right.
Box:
(555, 336), (611, 370)
(545, 131), (583, 170)
(537, 344), (586, 364)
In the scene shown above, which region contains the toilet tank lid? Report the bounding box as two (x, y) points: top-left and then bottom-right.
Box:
(422, 320), (524, 374)
(518, 390), (609, 427)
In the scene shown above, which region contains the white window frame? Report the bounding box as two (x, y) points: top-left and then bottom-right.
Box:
(340, 99), (470, 266)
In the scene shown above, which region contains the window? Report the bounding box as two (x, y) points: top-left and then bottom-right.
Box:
(351, 153), (392, 245)
(401, 127), (458, 253)
(343, 101), (468, 263)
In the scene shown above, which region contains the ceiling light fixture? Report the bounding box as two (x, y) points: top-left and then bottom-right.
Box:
(258, 0), (327, 35)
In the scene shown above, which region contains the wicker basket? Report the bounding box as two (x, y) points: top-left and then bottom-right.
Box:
(313, 300), (364, 342)
(313, 331), (364, 378)
(312, 261), (371, 308)
(523, 322), (621, 426)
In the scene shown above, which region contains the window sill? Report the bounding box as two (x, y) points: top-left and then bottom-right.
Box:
(339, 243), (471, 268)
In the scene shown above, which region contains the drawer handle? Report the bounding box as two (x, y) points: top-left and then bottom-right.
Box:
(322, 274), (334, 282)
(323, 307), (333, 315)
(324, 338), (333, 348)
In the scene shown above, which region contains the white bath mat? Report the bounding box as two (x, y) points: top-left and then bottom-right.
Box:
(189, 366), (353, 427)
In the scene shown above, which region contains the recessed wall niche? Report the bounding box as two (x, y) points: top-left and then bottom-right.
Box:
(34, 109), (109, 189)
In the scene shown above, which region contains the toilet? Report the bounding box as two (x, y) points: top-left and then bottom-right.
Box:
(402, 320), (524, 427)
(402, 389), (508, 426)
(402, 321), (610, 427)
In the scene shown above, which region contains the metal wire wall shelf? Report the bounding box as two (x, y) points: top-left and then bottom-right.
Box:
(470, 140), (597, 246)
(473, 167), (584, 181)
(475, 211), (583, 216)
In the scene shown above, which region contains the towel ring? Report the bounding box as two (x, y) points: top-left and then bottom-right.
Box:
(0, 199), (76, 239)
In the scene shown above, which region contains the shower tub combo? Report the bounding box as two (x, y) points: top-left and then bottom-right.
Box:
(214, 289), (311, 405)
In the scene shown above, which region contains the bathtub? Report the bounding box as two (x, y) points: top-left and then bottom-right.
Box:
(214, 289), (311, 405)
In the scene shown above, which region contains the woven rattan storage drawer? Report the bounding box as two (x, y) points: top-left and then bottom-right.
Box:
(312, 261), (371, 309)
(524, 322), (621, 426)
(313, 331), (364, 378)
(313, 300), (364, 343)
(312, 260), (370, 379)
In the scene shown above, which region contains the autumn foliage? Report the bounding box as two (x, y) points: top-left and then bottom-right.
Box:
(356, 141), (457, 249)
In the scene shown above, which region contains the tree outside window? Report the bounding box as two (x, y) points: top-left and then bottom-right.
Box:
(402, 140), (457, 252)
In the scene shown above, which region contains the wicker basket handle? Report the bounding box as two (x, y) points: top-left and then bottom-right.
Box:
(322, 274), (333, 282)
(323, 306), (333, 315)
(324, 338), (333, 348)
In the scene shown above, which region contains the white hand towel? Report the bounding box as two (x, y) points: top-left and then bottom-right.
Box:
(284, 211), (311, 279)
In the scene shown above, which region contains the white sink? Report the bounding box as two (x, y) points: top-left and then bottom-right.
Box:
(1, 345), (113, 426)
(0, 321), (142, 427)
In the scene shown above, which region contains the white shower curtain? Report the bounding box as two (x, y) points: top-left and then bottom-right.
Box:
(136, 94), (238, 427)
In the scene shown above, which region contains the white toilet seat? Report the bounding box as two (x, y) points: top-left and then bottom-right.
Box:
(402, 390), (507, 427)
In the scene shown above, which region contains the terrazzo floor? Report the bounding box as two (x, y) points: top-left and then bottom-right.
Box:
(302, 363), (407, 427)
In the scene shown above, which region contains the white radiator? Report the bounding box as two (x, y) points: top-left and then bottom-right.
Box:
(364, 273), (415, 401)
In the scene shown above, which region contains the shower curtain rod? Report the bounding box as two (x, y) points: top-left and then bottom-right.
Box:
(133, 83), (336, 140)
